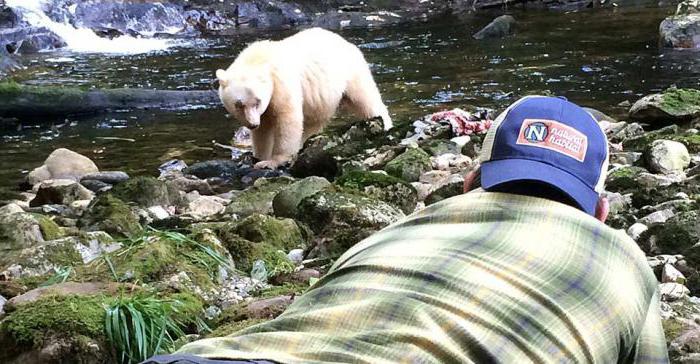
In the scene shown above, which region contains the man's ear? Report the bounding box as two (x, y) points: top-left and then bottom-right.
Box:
(595, 196), (609, 223)
(215, 69), (229, 88)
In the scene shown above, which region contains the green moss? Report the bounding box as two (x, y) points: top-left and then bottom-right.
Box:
(336, 170), (418, 214)
(233, 214), (308, 250)
(79, 194), (142, 238)
(660, 88), (700, 116)
(623, 125), (679, 152)
(225, 177), (295, 217)
(33, 214), (64, 241)
(419, 139), (460, 156)
(253, 282), (308, 299)
(336, 170), (409, 189)
(645, 211), (700, 257)
(168, 291), (205, 323)
(0, 80), (23, 94)
(671, 134), (700, 153)
(0, 295), (105, 351)
(663, 319), (685, 343)
(42, 239), (82, 267)
(12, 275), (51, 291)
(262, 250), (295, 278)
(206, 318), (267, 338)
(605, 166), (647, 192)
(74, 230), (225, 289)
(384, 147), (432, 182)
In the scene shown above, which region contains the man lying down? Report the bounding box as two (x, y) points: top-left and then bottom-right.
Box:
(143, 96), (668, 364)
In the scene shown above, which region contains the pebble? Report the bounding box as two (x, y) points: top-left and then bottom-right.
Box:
(287, 249), (305, 264)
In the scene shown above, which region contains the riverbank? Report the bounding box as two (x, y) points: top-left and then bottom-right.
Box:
(0, 88), (698, 362)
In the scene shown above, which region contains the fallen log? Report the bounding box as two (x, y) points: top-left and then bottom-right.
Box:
(0, 81), (220, 119)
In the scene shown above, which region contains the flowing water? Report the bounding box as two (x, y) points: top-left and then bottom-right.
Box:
(1, 4), (699, 190)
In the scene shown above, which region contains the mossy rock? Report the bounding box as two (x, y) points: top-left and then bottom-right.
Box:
(0, 211), (60, 251)
(79, 194), (142, 238)
(384, 147), (432, 182)
(74, 230), (228, 289)
(425, 179), (464, 206)
(297, 189), (404, 258)
(631, 182), (700, 209)
(273, 176), (331, 218)
(206, 318), (267, 338)
(622, 125), (679, 152)
(225, 177), (295, 218)
(630, 88), (700, 124)
(672, 134), (700, 153)
(112, 176), (182, 208)
(336, 171), (418, 214)
(290, 118), (392, 180)
(420, 139), (460, 156)
(216, 214), (309, 273)
(605, 166), (648, 192)
(642, 211), (700, 257)
(0, 294), (106, 362)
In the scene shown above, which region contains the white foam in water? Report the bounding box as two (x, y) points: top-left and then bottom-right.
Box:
(6, 0), (178, 54)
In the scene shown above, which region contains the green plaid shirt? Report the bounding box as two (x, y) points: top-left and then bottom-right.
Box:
(179, 192), (668, 363)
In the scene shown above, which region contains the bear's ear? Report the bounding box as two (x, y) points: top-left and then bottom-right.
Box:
(215, 69), (229, 88)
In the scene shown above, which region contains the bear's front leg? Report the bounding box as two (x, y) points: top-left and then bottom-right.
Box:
(253, 109), (304, 169)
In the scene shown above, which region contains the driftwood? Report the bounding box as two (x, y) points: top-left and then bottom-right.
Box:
(0, 82), (220, 119)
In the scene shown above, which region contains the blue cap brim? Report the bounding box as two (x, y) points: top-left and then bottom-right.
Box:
(481, 158), (599, 216)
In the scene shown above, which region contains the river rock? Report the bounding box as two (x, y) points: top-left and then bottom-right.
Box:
(187, 196), (226, 219)
(425, 174), (464, 206)
(165, 175), (215, 195)
(297, 190), (404, 258)
(27, 148), (99, 186)
(112, 176), (182, 208)
(664, 263), (687, 284)
(78, 194), (142, 238)
(627, 223), (649, 241)
(646, 140), (691, 174)
(218, 213), (309, 273)
(79, 179), (112, 193)
(473, 15), (516, 39)
(8, 282), (126, 307)
(29, 179), (94, 207)
(335, 170), (418, 214)
(80, 171), (129, 184)
(226, 177), (295, 218)
(660, 13), (700, 49)
(384, 147), (432, 182)
(630, 88), (700, 124)
(661, 282), (691, 302)
(639, 208), (676, 226)
(0, 203), (64, 254)
(272, 176), (331, 218)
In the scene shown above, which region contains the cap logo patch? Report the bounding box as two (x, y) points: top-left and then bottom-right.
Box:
(516, 118), (588, 162)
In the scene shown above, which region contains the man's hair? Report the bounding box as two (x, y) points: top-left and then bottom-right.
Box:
(468, 167), (581, 210)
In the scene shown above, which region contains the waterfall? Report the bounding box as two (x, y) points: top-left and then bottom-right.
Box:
(5, 0), (178, 54)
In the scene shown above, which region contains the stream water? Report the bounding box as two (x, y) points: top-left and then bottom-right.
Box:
(1, 4), (699, 190)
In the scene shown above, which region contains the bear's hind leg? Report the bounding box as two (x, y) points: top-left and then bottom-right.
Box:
(344, 70), (393, 130)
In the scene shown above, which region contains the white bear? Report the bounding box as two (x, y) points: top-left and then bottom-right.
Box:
(215, 27), (392, 169)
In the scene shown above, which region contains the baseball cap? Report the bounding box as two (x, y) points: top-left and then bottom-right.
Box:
(480, 96), (609, 216)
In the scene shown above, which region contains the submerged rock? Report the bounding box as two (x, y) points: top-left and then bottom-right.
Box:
(80, 171), (129, 185)
(26, 148), (98, 187)
(473, 15), (516, 39)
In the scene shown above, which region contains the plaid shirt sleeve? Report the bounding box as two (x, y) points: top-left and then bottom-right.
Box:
(625, 290), (669, 363)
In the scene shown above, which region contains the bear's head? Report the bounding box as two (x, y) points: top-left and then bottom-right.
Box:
(216, 68), (273, 130)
